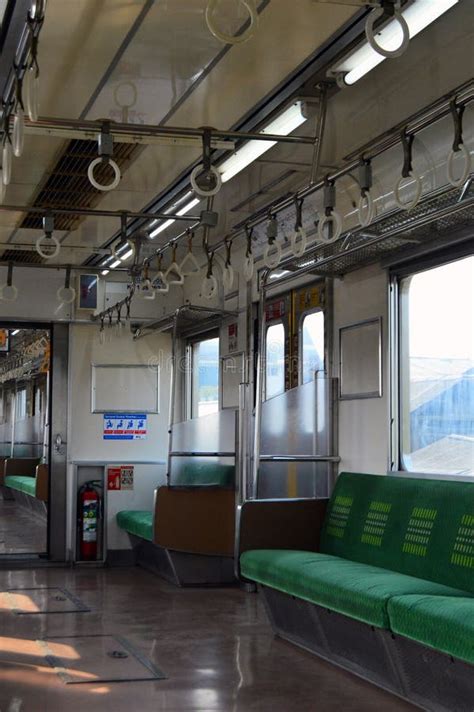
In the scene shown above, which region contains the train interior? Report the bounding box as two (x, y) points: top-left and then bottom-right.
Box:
(0, 0), (472, 710)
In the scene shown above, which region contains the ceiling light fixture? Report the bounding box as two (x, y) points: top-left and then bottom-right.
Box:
(329, 0), (459, 86)
(149, 197), (200, 239)
(219, 101), (308, 184)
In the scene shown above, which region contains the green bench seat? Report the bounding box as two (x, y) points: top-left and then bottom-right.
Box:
(5, 475), (36, 497)
(240, 549), (469, 628)
(241, 472), (474, 664)
(388, 594), (474, 665)
(116, 510), (153, 542)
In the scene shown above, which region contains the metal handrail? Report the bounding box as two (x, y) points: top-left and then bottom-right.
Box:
(259, 455), (341, 462)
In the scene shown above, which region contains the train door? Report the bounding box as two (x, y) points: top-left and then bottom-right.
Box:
(258, 281), (333, 500)
(264, 282), (326, 398)
(0, 323), (68, 561)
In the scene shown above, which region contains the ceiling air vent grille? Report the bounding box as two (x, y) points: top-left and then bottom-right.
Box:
(19, 138), (140, 232)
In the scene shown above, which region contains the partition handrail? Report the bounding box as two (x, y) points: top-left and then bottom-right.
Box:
(259, 455), (341, 462)
(170, 451), (236, 458)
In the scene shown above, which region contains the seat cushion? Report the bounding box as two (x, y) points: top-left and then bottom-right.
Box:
(5, 475), (36, 497)
(240, 549), (470, 628)
(388, 594), (474, 665)
(116, 511), (153, 542)
(319, 472), (474, 593)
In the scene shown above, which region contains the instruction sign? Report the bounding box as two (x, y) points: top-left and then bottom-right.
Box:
(103, 413), (147, 440)
(107, 465), (134, 491)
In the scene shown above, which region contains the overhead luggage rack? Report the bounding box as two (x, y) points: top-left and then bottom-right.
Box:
(263, 182), (474, 281)
(133, 304), (238, 341)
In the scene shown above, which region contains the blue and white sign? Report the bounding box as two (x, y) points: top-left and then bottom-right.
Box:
(103, 413), (147, 440)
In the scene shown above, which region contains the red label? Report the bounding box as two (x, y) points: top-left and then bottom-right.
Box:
(107, 467), (121, 491)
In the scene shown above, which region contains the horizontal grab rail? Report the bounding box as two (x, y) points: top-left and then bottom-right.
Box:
(170, 451), (235, 458)
(259, 455), (341, 463)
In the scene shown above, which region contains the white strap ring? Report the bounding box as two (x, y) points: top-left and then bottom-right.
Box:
(223, 264), (234, 292)
(447, 144), (471, 188)
(57, 286), (76, 304)
(243, 254), (254, 282)
(290, 227), (307, 257)
(358, 191), (375, 227)
(25, 68), (39, 122)
(36, 234), (60, 259)
(140, 279), (156, 300)
(155, 272), (169, 294)
(0, 284), (18, 302)
(190, 163), (222, 197)
(263, 241), (282, 269)
(12, 109), (24, 158)
(206, 0), (258, 45)
(365, 5), (410, 59)
(2, 140), (12, 186)
(318, 211), (343, 244)
(88, 157), (121, 192)
(202, 274), (218, 300)
(394, 172), (422, 211)
(179, 251), (201, 276)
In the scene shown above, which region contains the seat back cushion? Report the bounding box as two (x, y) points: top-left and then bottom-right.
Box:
(173, 461), (234, 488)
(320, 473), (474, 593)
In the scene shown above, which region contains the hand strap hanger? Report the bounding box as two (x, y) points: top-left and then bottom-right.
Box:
(447, 98), (471, 188)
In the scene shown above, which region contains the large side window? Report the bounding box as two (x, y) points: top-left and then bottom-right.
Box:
(399, 255), (474, 476)
(265, 322), (285, 399)
(191, 337), (219, 418)
(300, 310), (324, 384)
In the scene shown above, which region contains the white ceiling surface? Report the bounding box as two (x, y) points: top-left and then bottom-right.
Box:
(2, 0), (471, 268)
(2, 0), (357, 259)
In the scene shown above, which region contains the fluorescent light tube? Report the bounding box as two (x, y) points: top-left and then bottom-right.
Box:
(219, 101), (307, 183)
(110, 259), (121, 269)
(101, 270), (110, 276)
(149, 197), (200, 239)
(331, 0), (459, 86)
(120, 249), (134, 261)
(11, 329), (20, 335)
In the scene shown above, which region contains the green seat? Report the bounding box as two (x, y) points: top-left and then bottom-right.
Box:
(240, 549), (469, 628)
(5, 475), (36, 497)
(388, 595), (474, 665)
(319, 473), (474, 594)
(116, 510), (153, 542)
(174, 462), (234, 487)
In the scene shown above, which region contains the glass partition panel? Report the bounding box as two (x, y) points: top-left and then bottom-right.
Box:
(257, 461), (330, 499)
(172, 409), (237, 454)
(170, 456), (235, 488)
(260, 378), (335, 457)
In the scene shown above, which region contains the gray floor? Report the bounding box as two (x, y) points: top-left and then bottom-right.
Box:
(0, 565), (418, 712)
(0, 496), (46, 554)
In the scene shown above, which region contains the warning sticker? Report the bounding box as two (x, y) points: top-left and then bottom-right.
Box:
(107, 465), (134, 491)
(103, 413), (147, 440)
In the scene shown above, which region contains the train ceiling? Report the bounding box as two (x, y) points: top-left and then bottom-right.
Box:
(0, 0), (471, 274)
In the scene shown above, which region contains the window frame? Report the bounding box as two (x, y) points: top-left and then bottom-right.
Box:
(264, 319), (286, 401)
(186, 331), (220, 420)
(298, 306), (325, 386)
(390, 246), (474, 480)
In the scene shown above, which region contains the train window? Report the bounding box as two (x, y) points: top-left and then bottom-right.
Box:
(15, 388), (27, 420)
(300, 310), (325, 384)
(191, 337), (219, 418)
(399, 255), (474, 476)
(265, 322), (285, 399)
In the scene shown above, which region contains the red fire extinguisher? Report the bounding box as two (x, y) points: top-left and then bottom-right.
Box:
(78, 482), (102, 561)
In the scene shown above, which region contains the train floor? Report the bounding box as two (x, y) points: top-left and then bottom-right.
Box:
(0, 497), (46, 554)
(0, 565), (418, 712)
